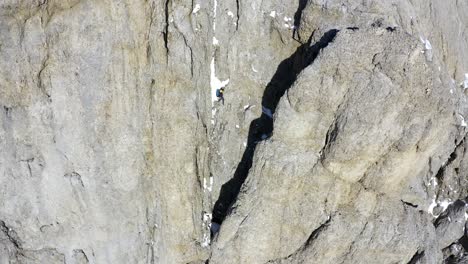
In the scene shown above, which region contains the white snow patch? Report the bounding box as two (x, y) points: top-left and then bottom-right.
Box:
(203, 213), (212, 222)
(458, 114), (467, 127)
(243, 142), (247, 147)
(440, 200), (453, 212)
(243, 104), (250, 110)
(428, 199), (437, 216)
(425, 40), (432, 50)
(269, 11), (276, 18)
(450, 89), (454, 94)
(213, 36), (219, 45)
(284, 16), (292, 22)
(428, 199), (453, 217)
(227, 10), (234, 17)
(465, 212), (468, 221)
(236, 125), (240, 129)
(206, 176), (213, 192)
(251, 65), (258, 73)
(202, 234), (210, 247)
(192, 4), (201, 14)
(210, 58), (230, 106)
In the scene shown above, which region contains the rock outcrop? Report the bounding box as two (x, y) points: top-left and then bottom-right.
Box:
(0, 0), (467, 263)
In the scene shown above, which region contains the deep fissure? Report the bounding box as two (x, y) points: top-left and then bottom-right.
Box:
(211, 29), (339, 231)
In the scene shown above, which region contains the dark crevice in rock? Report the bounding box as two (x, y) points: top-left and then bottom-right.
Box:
(443, 236), (468, 264)
(386, 26), (397, 32)
(235, 0), (240, 31)
(73, 249), (89, 263)
(434, 137), (465, 187)
(401, 200), (418, 208)
(346, 27), (359, 31)
(163, 0), (170, 60)
(302, 216), (332, 248)
(38, 52), (51, 101)
(211, 29), (339, 229)
(0, 220), (22, 250)
(293, 0), (308, 42)
(434, 199), (466, 228)
(407, 250), (425, 264)
(267, 216), (332, 263)
(320, 117), (340, 160)
(64, 172), (85, 187)
(460, 236), (468, 251)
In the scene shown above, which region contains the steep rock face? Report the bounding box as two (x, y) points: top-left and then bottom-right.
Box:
(209, 0), (468, 264)
(211, 27), (465, 263)
(0, 0), (468, 264)
(0, 0), (211, 263)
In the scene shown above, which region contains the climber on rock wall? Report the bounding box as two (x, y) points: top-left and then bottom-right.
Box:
(216, 87), (225, 105)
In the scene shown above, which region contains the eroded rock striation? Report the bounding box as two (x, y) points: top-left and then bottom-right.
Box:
(1, 0), (468, 263)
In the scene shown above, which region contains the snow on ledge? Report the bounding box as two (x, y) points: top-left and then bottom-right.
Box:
(210, 58), (230, 106)
(192, 4), (201, 14)
(428, 199), (453, 218)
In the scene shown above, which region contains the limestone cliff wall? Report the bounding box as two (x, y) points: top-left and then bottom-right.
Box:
(0, 0), (467, 263)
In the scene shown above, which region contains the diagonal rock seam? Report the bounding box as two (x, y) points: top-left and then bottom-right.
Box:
(211, 29), (339, 231)
(0, 220), (22, 250)
(266, 216), (333, 263)
(407, 250), (425, 264)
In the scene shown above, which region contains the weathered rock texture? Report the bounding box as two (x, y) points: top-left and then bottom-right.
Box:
(1, 0), (468, 263)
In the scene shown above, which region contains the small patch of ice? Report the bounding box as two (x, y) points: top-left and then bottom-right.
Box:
(251, 65), (258, 73)
(201, 233), (210, 247)
(269, 11), (276, 18)
(458, 114), (467, 127)
(207, 176), (213, 192)
(243, 104), (250, 110)
(203, 212), (212, 222)
(440, 200), (453, 212)
(243, 142), (247, 147)
(465, 212), (468, 221)
(236, 124), (240, 129)
(283, 16), (292, 22)
(428, 199), (453, 217)
(227, 11), (234, 17)
(192, 4), (201, 14)
(213, 37), (219, 46)
(425, 40), (432, 50)
(428, 199), (437, 216)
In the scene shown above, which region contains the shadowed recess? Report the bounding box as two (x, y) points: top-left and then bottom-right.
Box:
(211, 29), (339, 230)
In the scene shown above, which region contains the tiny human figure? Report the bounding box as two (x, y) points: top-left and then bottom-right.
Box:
(216, 87), (225, 105)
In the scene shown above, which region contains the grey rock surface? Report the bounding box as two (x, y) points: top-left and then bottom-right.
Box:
(0, 0), (467, 263)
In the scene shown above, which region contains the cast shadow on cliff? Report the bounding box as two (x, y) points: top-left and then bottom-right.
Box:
(211, 29), (339, 232)
(293, 0), (309, 41)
